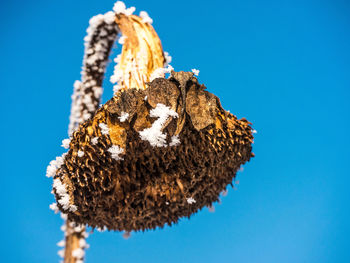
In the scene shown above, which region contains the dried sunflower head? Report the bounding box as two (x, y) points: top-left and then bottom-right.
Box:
(50, 3), (254, 232)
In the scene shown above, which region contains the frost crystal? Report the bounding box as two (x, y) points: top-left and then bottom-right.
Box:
(113, 1), (135, 16)
(61, 138), (71, 149)
(91, 137), (99, 145)
(113, 84), (122, 94)
(57, 240), (65, 247)
(114, 54), (122, 63)
(68, 2), (120, 136)
(79, 238), (87, 248)
(72, 223), (85, 233)
(49, 203), (59, 213)
(108, 145), (124, 161)
(169, 135), (180, 146)
(77, 150), (84, 157)
(53, 179), (67, 196)
(118, 35), (127, 44)
(46, 154), (66, 178)
(97, 226), (107, 232)
(69, 80), (83, 135)
(187, 197), (196, 204)
(99, 123), (110, 135)
(139, 104), (178, 147)
(110, 65), (123, 83)
(104, 11), (116, 24)
(164, 51), (172, 66)
(60, 224), (67, 232)
(58, 249), (65, 258)
(191, 68), (200, 76)
(139, 11), (153, 24)
(125, 6), (136, 16)
(58, 195), (70, 210)
(118, 112), (129, 122)
(70, 204), (78, 212)
(60, 213), (68, 220)
(150, 65), (174, 81)
(72, 248), (85, 259)
(113, 1), (126, 14)
(53, 178), (77, 212)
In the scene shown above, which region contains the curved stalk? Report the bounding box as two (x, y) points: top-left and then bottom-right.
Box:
(61, 6), (166, 263)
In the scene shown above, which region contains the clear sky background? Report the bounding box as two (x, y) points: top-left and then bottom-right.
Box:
(1, 0), (349, 262)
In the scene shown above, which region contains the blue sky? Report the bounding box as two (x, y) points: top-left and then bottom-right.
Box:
(1, 0), (349, 262)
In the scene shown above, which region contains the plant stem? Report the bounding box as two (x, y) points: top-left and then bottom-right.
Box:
(63, 223), (86, 263)
(61, 12), (120, 263)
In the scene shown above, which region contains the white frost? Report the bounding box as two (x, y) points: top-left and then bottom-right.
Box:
(70, 3), (120, 135)
(118, 112), (129, 122)
(139, 11), (153, 24)
(108, 145), (124, 161)
(113, 1), (126, 13)
(114, 54), (122, 63)
(69, 80), (83, 135)
(104, 11), (116, 24)
(49, 203), (59, 213)
(46, 154), (66, 178)
(125, 6), (136, 16)
(57, 240), (65, 247)
(91, 137), (99, 145)
(192, 68), (200, 76)
(72, 248), (85, 259)
(99, 123), (109, 135)
(60, 224), (67, 232)
(77, 150), (84, 157)
(79, 238), (88, 248)
(53, 178), (68, 196)
(113, 1), (135, 16)
(58, 249), (65, 258)
(150, 65), (174, 81)
(113, 84), (122, 94)
(61, 138), (71, 149)
(187, 197), (196, 204)
(169, 135), (180, 146)
(118, 35), (127, 45)
(53, 178), (77, 212)
(164, 51), (172, 66)
(97, 226), (107, 232)
(139, 104), (178, 147)
(60, 213), (68, 220)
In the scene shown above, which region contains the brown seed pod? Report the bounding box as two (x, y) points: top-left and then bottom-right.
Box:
(52, 8), (254, 232)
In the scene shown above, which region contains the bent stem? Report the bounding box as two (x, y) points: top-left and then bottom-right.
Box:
(62, 8), (166, 263)
(113, 14), (165, 91)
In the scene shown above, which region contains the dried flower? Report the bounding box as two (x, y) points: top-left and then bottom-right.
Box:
(50, 1), (255, 234)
